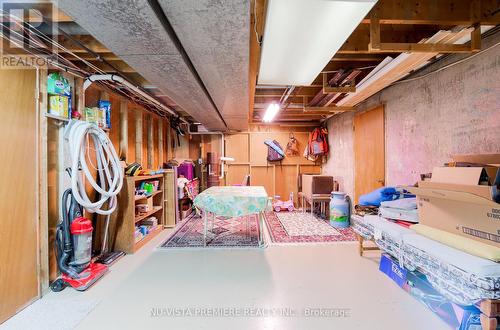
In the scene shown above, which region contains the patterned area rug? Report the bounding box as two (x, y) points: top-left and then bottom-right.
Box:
(265, 211), (357, 244)
(277, 212), (341, 236)
(160, 213), (261, 248)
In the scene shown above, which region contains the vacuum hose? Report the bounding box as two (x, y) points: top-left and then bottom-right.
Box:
(66, 120), (123, 215)
(56, 189), (83, 278)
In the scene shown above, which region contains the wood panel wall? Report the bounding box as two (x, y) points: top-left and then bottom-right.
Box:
(224, 128), (321, 202)
(0, 69), (39, 323)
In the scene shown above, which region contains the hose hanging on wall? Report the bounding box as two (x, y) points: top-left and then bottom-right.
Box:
(65, 120), (124, 215)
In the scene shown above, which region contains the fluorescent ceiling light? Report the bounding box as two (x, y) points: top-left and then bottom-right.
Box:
(262, 103), (280, 122)
(258, 0), (377, 86)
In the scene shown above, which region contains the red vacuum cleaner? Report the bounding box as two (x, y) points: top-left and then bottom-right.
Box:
(50, 188), (108, 292)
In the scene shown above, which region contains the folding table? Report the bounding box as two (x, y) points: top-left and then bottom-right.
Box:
(193, 186), (269, 247)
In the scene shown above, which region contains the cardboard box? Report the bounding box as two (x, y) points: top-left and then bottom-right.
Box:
(379, 253), (407, 288)
(48, 95), (69, 118)
(301, 175), (334, 197)
(407, 154), (500, 248)
(379, 254), (483, 330)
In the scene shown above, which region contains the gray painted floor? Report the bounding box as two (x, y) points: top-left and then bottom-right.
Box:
(4, 229), (448, 330)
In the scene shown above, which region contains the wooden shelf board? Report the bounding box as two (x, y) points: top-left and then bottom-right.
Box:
(130, 174), (164, 181)
(134, 190), (162, 201)
(133, 226), (163, 252)
(134, 206), (163, 223)
(45, 112), (70, 122)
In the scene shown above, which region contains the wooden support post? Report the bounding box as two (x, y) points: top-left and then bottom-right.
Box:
(99, 90), (109, 102)
(74, 78), (85, 115)
(158, 119), (164, 166)
(37, 67), (49, 295)
(135, 111), (143, 164)
(166, 119), (172, 161)
(119, 99), (128, 161)
(471, 23), (482, 51)
(147, 114), (153, 169)
(369, 11), (381, 51)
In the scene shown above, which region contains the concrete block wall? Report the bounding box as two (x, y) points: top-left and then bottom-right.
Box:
(323, 29), (500, 199)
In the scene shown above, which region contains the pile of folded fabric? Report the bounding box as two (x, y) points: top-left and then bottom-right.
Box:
(379, 197), (418, 226)
(352, 215), (412, 260)
(354, 204), (378, 216)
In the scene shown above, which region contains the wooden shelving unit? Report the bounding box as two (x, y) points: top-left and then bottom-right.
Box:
(114, 175), (165, 253)
(163, 169), (178, 228)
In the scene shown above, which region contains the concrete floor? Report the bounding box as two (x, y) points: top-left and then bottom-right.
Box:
(4, 229), (449, 330)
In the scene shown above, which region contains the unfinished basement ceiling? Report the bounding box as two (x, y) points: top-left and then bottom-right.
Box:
(158, 0), (250, 130)
(55, 0), (250, 131)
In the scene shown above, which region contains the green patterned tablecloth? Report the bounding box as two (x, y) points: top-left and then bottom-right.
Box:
(194, 186), (268, 218)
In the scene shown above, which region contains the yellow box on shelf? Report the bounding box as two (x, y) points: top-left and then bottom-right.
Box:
(48, 95), (69, 119)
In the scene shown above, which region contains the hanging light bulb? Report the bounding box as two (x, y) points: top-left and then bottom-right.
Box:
(262, 103), (280, 122)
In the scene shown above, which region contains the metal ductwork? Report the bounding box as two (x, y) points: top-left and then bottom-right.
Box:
(54, 0), (250, 131)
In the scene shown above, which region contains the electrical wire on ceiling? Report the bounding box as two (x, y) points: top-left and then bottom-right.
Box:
(0, 9), (182, 119)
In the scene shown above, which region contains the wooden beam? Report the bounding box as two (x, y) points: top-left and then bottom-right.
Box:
(147, 114), (153, 168)
(330, 54), (387, 62)
(255, 110), (333, 115)
(249, 0), (267, 131)
(0, 4), (74, 23)
(338, 24), (444, 54)
(471, 23), (482, 51)
(369, 9), (381, 50)
(361, 0), (500, 25)
(251, 121), (321, 126)
(158, 118), (164, 165)
(37, 67), (49, 295)
(135, 111), (143, 164)
(255, 88), (320, 97)
(368, 9), (481, 54)
(119, 99), (128, 161)
(254, 96), (309, 104)
(370, 42), (479, 53)
(68, 59), (138, 73)
(322, 72), (356, 94)
(304, 106), (357, 113)
(57, 35), (110, 54)
(66, 53), (121, 61)
(323, 85), (356, 93)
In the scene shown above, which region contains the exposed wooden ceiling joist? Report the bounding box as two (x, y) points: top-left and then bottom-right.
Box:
(338, 24), (450, 54)
(304, 106), (357, 113)
(369, 14), (482, 53)
(249, 0), (266, 129)
(254, 96), (312, 104)
(330, 54), (389, 62)
(68, 58), (138, 73)
(0, 3), (74, 23)
(255, 88), (320, 97)
(361, 0), (500, 25)
(57, 35), (110, 53)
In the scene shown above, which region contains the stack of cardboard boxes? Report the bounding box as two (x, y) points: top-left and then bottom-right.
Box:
(408, 154), (500, 250)
(377, 154), (500, 330)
